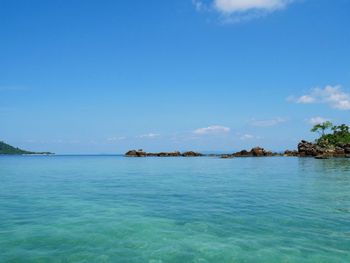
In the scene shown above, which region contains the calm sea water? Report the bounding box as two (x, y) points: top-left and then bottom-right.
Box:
(0, 156), (349, 263)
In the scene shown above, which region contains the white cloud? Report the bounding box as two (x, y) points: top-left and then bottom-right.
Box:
(309, 117), (331, 126)
(296, 95), (316, 104)
(193, 0), (205, 11)
(193, 125), (231, 135)
(250, 117), (286, 127)
(194, 0), (294, 22)
(107, 136), (127, 141)
(292, 85), (350, 110)
(214, 0), (290, 13)
(25, 139), (81, 144)
(137, 133), (160, 139)
(240, 134), (255, 140)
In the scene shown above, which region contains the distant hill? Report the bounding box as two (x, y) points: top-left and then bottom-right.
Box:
(0, 141), (52, 155)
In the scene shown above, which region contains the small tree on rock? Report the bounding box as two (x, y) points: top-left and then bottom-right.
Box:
(311, 121), (333, 136)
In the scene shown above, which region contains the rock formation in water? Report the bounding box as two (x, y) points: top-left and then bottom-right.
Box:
(221, 147), (281, 158)
(182, 151), (203, 157)
(283, 150), (299, 157)
(297, 140), (350, 158)
(125, 141), (350, 159)
(125, 149), (203, 157)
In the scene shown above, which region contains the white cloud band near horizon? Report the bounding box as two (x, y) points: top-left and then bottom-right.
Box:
(291, 85), (350, 110)
(193, 125), (231, 135)
(250, 117), (286, 127)
(137, 133), (160, 139)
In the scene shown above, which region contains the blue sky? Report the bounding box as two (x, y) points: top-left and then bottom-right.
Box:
(1, 0), (350, 154)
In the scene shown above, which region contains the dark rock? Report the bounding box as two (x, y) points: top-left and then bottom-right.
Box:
(220, 154), (234, 159)
(125, 150), (203, 157)
(315, 155), (330, 159)
(298, 140), (317, 156)
(284, 150), (299, 157)
(334, 147), (345, 156)
(230, 147), (279, 158)
(125, 149), (147, 157)
(297, 140), (350, 158)
(154, 151), (182, 157)
(233, 150), (251, 157)
(251, 147), (265, 156)
(298, 140), (327, 157)
(182, 151), (203, 157)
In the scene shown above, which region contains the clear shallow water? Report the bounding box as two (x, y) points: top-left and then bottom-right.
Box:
(0, 156), (350, 263)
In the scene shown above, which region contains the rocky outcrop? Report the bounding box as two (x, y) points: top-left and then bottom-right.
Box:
(338, 144), (350, 154)
(297, 140), (350, 158)
(251, 147), (275, 157)
(125, 143), (350, 159)
(233, 149), (251, 157)
(125, 150), (203, 157)
(182, 151), (203, 157)
(125, 149), (147, 157)
(298, 141), (320, 157)
(148, 151), (182, 157)
(284, 150), (299, 157)
(220, 147), (280, 158)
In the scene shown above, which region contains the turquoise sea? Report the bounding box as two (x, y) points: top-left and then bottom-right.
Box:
(0, 156), (349, 263)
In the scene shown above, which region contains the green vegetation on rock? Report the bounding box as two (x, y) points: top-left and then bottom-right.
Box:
(311, 122), (350, 147)
(0, 141), (52, 155)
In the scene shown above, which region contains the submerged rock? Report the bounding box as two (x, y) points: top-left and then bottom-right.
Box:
(220, 154), (234, 159)
(315, 155), (330, 159)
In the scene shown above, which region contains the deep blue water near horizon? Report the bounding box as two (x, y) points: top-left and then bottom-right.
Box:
(0, 156), (349, 263)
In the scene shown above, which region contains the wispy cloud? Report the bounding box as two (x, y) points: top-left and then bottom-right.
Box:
(25, 139), (81, 144)
(107, 136), (127, 142)
(214, 0), (292, 13)
(193, 125), (231, 135)
(137, 133), (160, 139)
(295, 95), (316, 104)
(240, 134), (255, 140)
(193, 0), (206, 11)
(290, 85), (350, 110)
(250, 117), (286, 127)
(193, 0), (295, 22)
(308, 117), (331, 126)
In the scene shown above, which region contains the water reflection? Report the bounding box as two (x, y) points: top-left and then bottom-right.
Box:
(298, 157), (350, 174)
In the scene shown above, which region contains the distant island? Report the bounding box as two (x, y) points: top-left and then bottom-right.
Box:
(0, 141), (53, 155)
(126, 123), (350, 159)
